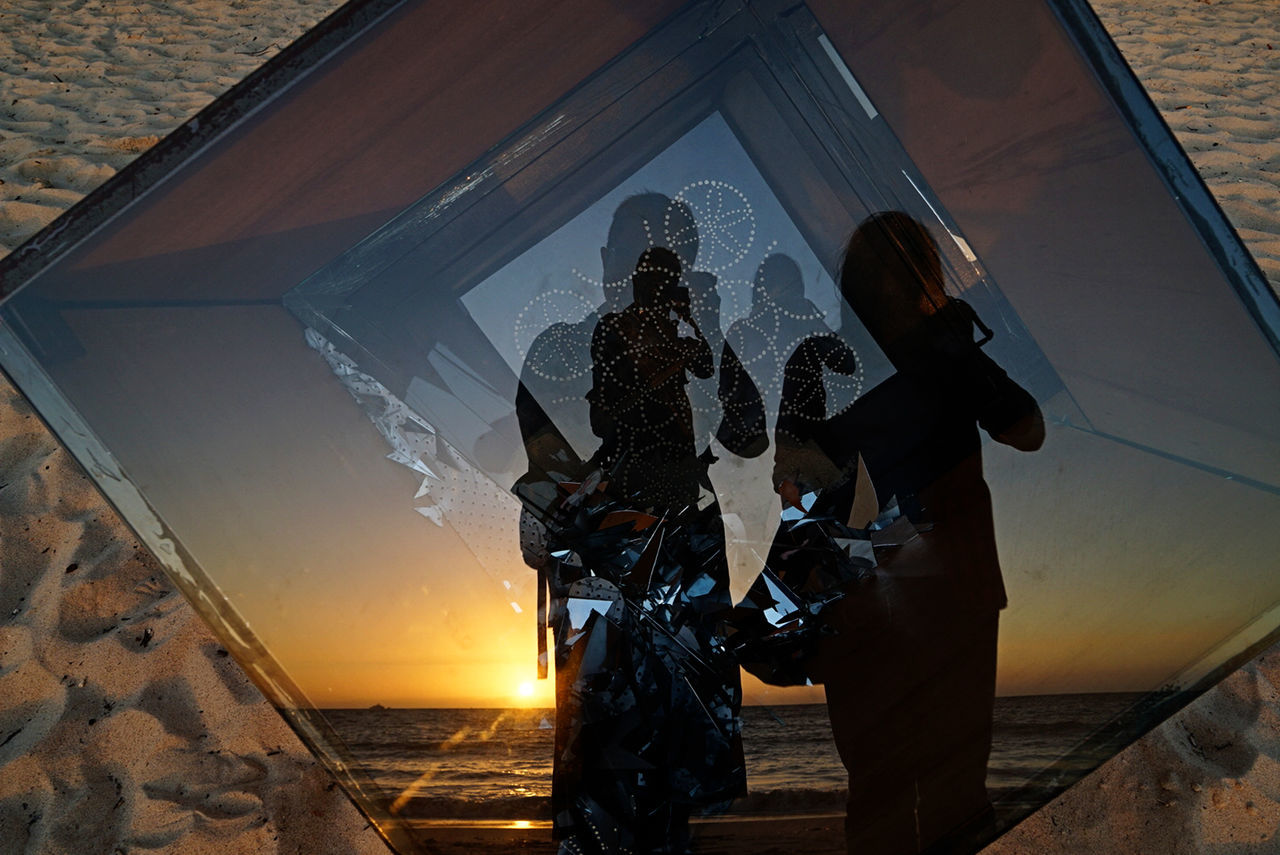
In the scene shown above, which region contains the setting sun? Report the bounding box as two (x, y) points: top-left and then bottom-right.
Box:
(509, 677), (554, 708)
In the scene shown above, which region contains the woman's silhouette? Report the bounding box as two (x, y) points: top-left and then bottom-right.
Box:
(525, 241), (764, 855)
(723, 253), (834, 422)
(776, 212), (1044, 855)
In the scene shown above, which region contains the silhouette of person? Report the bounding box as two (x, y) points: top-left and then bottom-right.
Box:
(515, 201), (765, 854)
(587, 246), (714, 507)
(515, 194), (684, 506)
(776, 212), (1044, 855)
(724, 253), (837, 422)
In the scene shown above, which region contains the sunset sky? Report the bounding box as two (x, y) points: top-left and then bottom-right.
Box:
(7, 0), (1278, 713)
(206, 400), (1280, 711)
(30, 141), (1280, 711)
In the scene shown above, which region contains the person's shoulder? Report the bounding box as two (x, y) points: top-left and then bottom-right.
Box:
(525, 318), (592, 363)
(787, 330), (852, 363)
(593, 309), (628, 333)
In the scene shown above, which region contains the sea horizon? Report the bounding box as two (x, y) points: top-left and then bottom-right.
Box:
(317, 688), (1152, 711)
(317, 693), (1148, 823)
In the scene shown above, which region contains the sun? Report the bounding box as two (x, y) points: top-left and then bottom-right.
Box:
(507, 671), (552, 707)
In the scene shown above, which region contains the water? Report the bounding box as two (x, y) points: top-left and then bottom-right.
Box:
(322, 693), (1144, 820)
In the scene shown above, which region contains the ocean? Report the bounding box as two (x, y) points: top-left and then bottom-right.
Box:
(322, 693), (1145, 821)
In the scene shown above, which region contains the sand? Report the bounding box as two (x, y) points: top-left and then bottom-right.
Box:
(0, 0), (1278, 853)
(0, 379), (390, 853)
(0, 0), (341, 255)
(1096, 0), (1280, 293)
(984, 647), (1280, 854)
(0, 2), (394, 852)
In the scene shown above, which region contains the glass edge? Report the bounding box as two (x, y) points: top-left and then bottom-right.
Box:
(989, 612), (1280, 845)
(0, 321), (424, 855)
(1045, 0), (1280, 358)
(288, 0), (728, 310)
(0, 0), (408, 304)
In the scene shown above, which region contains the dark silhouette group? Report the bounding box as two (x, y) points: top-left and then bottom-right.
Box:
(515, 200), (1043, 855)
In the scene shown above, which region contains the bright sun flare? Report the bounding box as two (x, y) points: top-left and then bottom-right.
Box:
(517, 681), (535, 698)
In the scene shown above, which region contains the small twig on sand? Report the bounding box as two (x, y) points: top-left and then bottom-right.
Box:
(236, 42), (278, 57)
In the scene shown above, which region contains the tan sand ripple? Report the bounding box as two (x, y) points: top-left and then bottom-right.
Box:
(0, 377), (387, 854)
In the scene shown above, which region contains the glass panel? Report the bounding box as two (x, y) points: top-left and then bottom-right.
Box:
(0, 0), (1276, 852)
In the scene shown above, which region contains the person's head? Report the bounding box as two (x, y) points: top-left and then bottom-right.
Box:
(632, 246), (683, 309)
(752, 253), (805, 307)
(663, 197), (699, 270)
(840, 211), (947, 344)
(602, 194), (699, 310)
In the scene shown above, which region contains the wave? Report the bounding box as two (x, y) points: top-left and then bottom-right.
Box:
(389, 787), (847, 820)
(992, 720), (1106, 736)
(392, 795), (552, 820)
(347, 739), (539, 754)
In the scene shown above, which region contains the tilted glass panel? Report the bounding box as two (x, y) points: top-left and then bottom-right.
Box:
(0, 0), (1276, 852)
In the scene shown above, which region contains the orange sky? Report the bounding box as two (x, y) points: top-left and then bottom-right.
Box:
(46, 303), (1280, 711)
(228, 412), (1280, 709)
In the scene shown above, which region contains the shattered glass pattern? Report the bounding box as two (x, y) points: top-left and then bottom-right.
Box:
(540, 482), (746, 854)
(731, 480), (880, 688)
(305, 328), (532, 607)
(516, 244), (760, 853)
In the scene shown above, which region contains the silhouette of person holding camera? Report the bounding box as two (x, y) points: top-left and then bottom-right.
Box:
(775, 211), (1044, 855)
(587, 246), (714, 508)
(516, 199), (765, 854)
(724, 252), (837, 423)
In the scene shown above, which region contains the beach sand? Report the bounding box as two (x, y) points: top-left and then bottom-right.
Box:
(985, 647), (1280, 854)
(0, 0), (1278, 853)
(1096, 0), (1280, 294)
(0, 0), (342, 256)
(0, 380), (389, 853)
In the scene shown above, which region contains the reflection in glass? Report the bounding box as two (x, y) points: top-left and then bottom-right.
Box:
(784, 212), (1045, 853)
(1, 0), (1278, 853)
(520, 234), (760, 850)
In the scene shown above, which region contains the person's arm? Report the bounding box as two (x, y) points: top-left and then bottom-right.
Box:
(586, 315), (621, 440)
(675, 316), (714, 380)
(968, 351), (1044, 451)
(716, 342), (768, 458)
(818, 334), (859, 376)
(994, 406), (1045, 451)
(773, 336), (846, 503)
